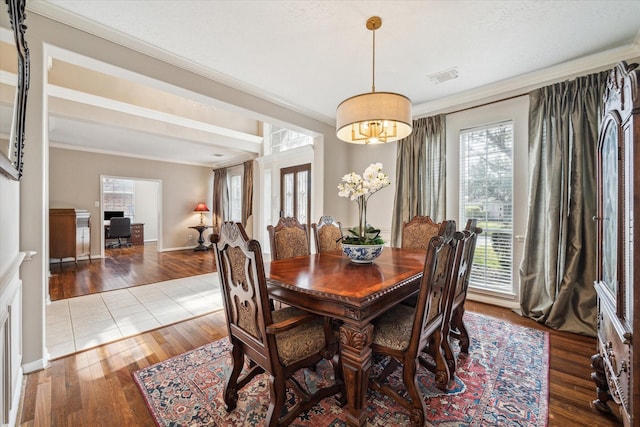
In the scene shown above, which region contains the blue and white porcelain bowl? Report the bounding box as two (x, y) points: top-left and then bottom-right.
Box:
(342, 243), (384, 264)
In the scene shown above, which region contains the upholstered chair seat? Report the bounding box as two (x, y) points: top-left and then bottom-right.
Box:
(272, 306), (328, 366)
(372, 304), (414, 350)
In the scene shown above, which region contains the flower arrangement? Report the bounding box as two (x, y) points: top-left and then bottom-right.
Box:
(337, 163), (390, 245)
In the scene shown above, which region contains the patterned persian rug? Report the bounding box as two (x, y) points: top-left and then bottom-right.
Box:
(133, 312), (549, 426)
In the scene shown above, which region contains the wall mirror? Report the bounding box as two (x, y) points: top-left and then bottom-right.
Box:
(0, 0), (28, 180)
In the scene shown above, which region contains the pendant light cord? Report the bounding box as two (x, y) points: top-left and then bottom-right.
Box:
(371, 27), (376, 93)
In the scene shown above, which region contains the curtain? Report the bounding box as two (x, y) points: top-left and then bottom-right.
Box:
(212, 168), (228, 233)
(519, 70), (608, 336)
(242, 160), (253, 225)
(391, 115), (446, 247)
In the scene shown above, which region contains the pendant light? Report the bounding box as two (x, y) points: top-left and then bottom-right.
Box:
(336, 16), (412, 144)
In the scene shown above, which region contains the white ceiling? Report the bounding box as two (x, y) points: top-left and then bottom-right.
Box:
(19, 1), (640, 166)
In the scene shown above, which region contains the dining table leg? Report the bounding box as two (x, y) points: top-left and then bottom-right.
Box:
(338, 322), (374, 427)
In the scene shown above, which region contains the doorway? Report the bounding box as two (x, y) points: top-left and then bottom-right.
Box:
(100, 175), (162, 258)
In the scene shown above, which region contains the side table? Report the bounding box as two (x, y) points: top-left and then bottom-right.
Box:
(188, 225), (210, 251)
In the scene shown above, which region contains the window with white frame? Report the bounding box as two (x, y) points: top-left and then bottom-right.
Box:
(459, 120), (513, 294)
(228, 167), (243, 222)
(102, 177), (135, 218)
(269, 125), (313, 154)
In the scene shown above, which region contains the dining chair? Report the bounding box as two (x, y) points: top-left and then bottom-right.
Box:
(401, 215), (442, 250)
(401, 215), (446, 308)
(368, 220), (461, 426)
(446, 219), (482, 356)
(267, 216), (311, 260)
(311, 215), (343, 253)
(212, 221), (342, 426)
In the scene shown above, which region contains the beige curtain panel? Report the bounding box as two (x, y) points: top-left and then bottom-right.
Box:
(242, 160), (253, 226)
(212, 168), (228, 233)
(519, 70), (608, 337)
(391, 115), (446, 247)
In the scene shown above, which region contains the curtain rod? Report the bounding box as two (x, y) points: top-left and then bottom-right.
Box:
(442, 93), (528, 116)
(212, 159), (252, 172)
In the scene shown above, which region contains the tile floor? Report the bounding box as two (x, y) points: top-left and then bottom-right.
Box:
(46, 273), (223, 359)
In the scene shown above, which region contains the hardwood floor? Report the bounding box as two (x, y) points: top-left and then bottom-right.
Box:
(19, 298), (622, 425)
(48, 243), (217, 301)
(36, 246), (622, 426)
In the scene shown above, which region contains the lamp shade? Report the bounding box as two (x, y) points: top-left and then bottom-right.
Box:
(336, 91), (412, 144)
(193, 203), (209, 213)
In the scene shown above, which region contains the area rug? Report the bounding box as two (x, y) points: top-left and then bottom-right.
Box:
(133, 312), (549, 426)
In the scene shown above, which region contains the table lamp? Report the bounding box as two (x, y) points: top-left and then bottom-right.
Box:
(193, 203), (209, 226)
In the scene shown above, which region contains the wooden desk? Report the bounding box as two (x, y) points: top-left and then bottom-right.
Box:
(267, 248), (426, 427)
(104, 223), (144, 246)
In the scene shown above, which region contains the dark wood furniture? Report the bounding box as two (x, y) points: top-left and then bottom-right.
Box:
(49, 208), (91, 263)
(311, 215), (343, 253)
(267, 247), (426, 427)
(445, 219), (482, 357)
(591, 61), (639, 426)
(267, 216), (310, 260)
(212, 222), (341, 426)
(368, 221), (460, 425)
(104, 223), (144, 246)
(130, 223), (144, 244)
(188, 225), (209, 251)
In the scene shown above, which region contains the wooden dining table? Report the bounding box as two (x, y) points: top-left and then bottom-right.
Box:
(266, 247), (427, 427)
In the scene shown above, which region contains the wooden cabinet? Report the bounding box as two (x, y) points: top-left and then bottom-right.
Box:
(591, 61), (639, 426)
(131, 223), (144, 244)
(49, 208), (91, 263)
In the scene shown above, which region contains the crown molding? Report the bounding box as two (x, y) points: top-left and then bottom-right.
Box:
(413, 43), (640, 117)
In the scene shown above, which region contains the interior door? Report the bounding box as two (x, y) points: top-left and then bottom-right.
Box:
(280, 163), (311, 228)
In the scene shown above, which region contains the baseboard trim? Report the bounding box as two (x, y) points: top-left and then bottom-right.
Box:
(22, 356), (48, 374)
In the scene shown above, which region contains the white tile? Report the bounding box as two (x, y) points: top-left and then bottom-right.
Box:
(73, 317), (119, 338)
(118, 319), (162, 336)
(47, 274), (224, 358)
(48, 341), (76, 359)
(75, 329), (124, 351)
(113, 310), (156, 326)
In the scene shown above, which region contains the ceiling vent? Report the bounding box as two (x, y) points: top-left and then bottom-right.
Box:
(428, 67), (460, 85)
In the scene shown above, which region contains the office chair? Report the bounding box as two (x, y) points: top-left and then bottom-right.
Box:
(107, 217), (132, 248)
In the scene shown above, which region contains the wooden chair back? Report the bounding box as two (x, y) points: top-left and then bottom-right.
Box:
(401, 215), (442, 250)
(267, 217), (310, 260)
(214, 221), (275, 369)
(446, 218), (482, 355)
(311, 215), (343, 253)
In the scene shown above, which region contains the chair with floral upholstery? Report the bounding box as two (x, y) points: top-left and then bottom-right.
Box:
(401, 215), (446, 308)
(368, 220), (461, 426)
(267, 217), (311, 260)
(212, 221), (342, 426)
(401, 215), (442, 250)
(311, 215), (343, 253)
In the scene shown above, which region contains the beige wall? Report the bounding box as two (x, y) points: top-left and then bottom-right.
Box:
(49, 147), (212, 255)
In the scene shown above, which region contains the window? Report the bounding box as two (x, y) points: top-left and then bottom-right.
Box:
(269, 125), (313, 154)
(228, 167), (243, 222)
(280, 164), (310, 227)
(459, 121), (513, 294)
(102, 177), (135, 218)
